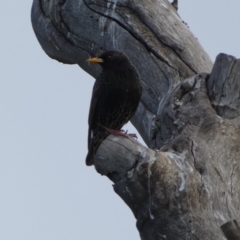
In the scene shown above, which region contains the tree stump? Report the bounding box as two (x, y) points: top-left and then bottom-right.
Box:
(31, 0), (240, 239)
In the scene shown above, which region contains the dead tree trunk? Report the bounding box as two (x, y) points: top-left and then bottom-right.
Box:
(31, 0), (240, 239)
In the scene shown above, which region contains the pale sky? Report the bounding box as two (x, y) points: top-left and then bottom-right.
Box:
(1, 1), (240, 240)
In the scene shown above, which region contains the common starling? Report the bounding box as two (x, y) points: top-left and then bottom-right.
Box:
(85, 50), (142, 166)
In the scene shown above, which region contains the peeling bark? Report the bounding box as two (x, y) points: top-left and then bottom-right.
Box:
(31, 0), (240, 239)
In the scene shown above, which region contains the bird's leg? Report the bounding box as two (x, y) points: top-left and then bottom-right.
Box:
(103, 126), (137, 139)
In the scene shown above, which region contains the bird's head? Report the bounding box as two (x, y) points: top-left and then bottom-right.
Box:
(86, 50), (132, 70)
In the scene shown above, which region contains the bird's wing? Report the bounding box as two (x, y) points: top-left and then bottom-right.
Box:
(87, 76), (104, 149)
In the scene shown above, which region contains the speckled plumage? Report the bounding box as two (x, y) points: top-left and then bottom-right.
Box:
(86, 51), (142, 166)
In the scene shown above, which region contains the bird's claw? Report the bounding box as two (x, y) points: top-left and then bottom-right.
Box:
(103, 126), (137, 139)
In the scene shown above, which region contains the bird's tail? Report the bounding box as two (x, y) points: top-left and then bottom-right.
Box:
(86, 144), (95, 166)
(85, 128), (110, 166)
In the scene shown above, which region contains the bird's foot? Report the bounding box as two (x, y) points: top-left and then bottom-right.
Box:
(103, 126), (137, 139)
(122, 129), (138, 139)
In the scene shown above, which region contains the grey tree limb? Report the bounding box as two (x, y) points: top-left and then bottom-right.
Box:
(31, 0), (240, 239)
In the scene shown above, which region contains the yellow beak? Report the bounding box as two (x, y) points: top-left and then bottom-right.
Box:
(86, 57), (104, 63)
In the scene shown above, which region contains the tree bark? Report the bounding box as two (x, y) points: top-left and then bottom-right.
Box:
(31, 0), (240, 239)
(221, 220), (240, 240)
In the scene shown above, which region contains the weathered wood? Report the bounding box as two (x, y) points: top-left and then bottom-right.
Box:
(95, 71), (240, 239)
(31, 0), (240, 239)
(207, 54), (240, 119)
(221, 220), (240, 240)
(31, 0), (212, 146)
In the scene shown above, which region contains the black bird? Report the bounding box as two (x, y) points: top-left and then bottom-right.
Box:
(85, 50), (142, 166)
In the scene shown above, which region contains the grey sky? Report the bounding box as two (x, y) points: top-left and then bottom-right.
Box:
(1, 1), (240, 240)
